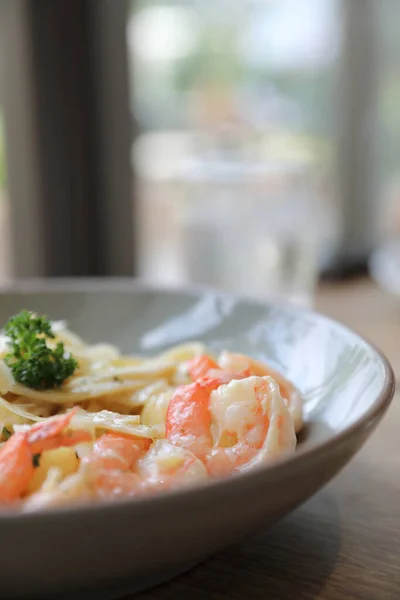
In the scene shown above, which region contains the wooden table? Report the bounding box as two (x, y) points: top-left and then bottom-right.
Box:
(133, 278), (400, 600)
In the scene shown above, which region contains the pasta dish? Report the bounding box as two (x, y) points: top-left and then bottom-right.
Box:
(0, 311), (303, 510)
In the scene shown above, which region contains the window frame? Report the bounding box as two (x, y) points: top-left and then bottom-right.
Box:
(1, 0), (380, 279)
(1, 0), (135, 277)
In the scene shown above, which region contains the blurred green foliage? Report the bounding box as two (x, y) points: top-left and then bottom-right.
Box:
(129, 0), (334, 142)
(173, 22), (244, 91)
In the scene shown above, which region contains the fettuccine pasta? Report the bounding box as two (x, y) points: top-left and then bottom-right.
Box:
(0, 317), (302, 510)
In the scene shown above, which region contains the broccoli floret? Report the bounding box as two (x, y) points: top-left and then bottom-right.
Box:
(4, 310), (77, 389)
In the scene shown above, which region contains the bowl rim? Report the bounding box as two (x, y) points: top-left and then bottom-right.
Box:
(0, 278), (395, 522)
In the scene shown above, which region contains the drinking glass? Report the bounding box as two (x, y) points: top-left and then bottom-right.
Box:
(172, 156), (321, 307)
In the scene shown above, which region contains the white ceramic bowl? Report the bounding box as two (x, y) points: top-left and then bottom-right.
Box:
(0, 280), (394, 600)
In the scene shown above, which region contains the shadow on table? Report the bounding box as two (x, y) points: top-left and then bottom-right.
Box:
(135, 491), (341, 600)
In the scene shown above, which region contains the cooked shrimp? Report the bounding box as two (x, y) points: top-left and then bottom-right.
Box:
(82, 435), (205, 498)
(24, 373), (298, 507)
(0, 433), (34, 503)
(137, 439), (207, 490)
(25, 434), (151, 508)
(218, 351), (303, 433)
(81, 433), (149, 498)
(187, 354), (251, 391)
(187, 355), (220, 381)
(166, 375), (296, 476)
(0, 410), (91, 504)
(166, 382), (212, 461)
(166, 358), (252, 457)
(28, 408), (91, 454)
(208, 376), (296, 474)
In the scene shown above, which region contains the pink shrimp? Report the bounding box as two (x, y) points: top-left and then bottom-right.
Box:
(166, 360), (251, 461)
(91, 438), (207, 499)
(166, 375), (296, 477)
(0, 433), (35, 503)
(23, 433), (152, 509)
(82, 433), (205, 498)
(218, 351), (303, 433)
(166, 382), (212, 461)
(28, 408), (91, 454)
(137, 439), (207, 491)
(187, 354), (251, 391)
(187, 355), (220, 380)
(82, 433), (150, 498)
(207, 376), (296, 474)
(0, 410), (91, 504)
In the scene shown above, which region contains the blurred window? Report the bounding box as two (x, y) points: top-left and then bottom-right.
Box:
(377, 1), (400, 235)
(0, 1), (399, 283)
(127, 0), (341, 283)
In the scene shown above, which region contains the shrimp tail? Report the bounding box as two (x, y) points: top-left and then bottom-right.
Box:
(27, 407), (79, 446)
(29, 430), (92, 455)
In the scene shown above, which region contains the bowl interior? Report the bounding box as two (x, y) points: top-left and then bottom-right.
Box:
(0, 281), (389, 449)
